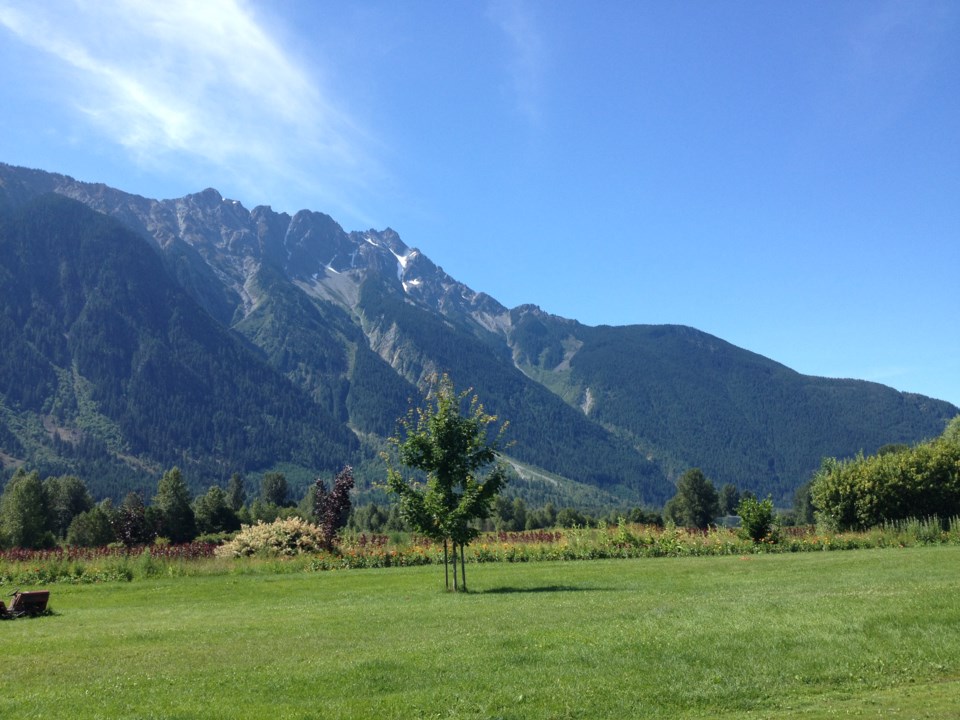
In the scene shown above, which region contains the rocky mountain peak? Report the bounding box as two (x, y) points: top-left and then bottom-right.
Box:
(191, 187), (225, 205)
(2, 161), (956, 508)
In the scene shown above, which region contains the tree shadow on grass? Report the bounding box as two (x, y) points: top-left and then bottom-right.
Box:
(479, 585), (598, 594)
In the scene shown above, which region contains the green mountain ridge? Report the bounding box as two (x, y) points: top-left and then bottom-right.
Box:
(510, 318), (953, 499)
(0, 162), (956, 507)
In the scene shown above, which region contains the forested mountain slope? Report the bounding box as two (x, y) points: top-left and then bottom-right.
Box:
(1, 162), (955, 505)
(506, 312), (955, 499)
(0, 194), (357, 497)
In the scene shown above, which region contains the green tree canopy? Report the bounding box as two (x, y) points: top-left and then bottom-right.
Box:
(811, 417), (960, 531)
(227, 472), (247, 512)
(67, 502), (116, 547)
(943, 415), (960, 446)
(664, 468), (720, 529)
(153, 467), (196, 543)
(44, 474), (94, 538)
(718, 482), (741, 516)
(386, 375), (508, 591)
(737, 495), (776, 542)
(260, 472), (290, 507)
(193, 485), (240, 535)
(0, 468), (53, 549)
(793, 480), (816, 525)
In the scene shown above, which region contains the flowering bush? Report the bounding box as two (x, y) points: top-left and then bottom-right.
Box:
(215, 518), (328, 558)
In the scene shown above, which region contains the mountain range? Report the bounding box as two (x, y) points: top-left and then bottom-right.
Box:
(0, 162), (955, 508)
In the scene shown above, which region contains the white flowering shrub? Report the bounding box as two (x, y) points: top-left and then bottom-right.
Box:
(214, 518), (327, 558)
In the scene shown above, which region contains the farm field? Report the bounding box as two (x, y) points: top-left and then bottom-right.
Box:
(3, 547), (959, 719)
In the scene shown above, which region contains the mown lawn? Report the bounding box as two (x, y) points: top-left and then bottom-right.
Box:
(3, 546), (959, 719)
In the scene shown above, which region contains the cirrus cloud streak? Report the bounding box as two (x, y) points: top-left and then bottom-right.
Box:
(0, 0), (379, 216)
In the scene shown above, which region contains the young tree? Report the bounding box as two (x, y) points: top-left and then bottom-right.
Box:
(386, 375), (508, 591)
(737, 495), (776, 542)
(313, 465), (355, 550)
(664, 468), (720, 529)
(153, 466), (196, 542)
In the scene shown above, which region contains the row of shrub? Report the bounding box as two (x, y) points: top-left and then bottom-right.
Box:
(4, 516), (959, 587)
(810, 417), (960, 531)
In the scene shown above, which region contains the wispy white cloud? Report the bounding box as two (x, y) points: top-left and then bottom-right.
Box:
(487, 0), (548, 124)
(0, 0), (379, 217)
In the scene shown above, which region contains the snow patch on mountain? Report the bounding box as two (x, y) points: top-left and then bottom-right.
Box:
(397, 250), (414, 281)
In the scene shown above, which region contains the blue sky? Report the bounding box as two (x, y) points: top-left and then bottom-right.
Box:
(2, 0), (958, 408)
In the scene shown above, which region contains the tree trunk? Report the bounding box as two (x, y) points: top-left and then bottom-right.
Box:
(443, 539), (449, 590)
(451, 541), (459, 591)
(460, 542), (467, 592)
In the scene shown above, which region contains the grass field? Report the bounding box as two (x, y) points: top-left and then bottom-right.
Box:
(3, 546), (959, 719)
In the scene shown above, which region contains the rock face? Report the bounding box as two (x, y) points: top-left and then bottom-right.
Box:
(1, 164), (507, 327)
(0, 161), (956, 504)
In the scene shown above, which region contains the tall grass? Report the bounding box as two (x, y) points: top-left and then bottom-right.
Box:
(876, 514), (960, 545)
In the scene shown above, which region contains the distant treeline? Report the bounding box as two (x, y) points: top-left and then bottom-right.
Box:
(0, 464), (665, 550)
(3, 411), (959, 549)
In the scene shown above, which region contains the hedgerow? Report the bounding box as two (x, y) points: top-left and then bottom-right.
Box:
(3, 519), (960, 586)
